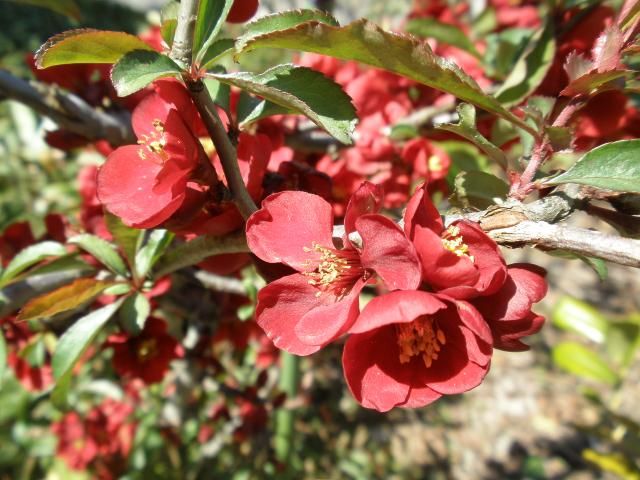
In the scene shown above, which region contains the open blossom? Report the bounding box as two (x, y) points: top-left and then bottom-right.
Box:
(52, 398), (136, 479)
(404, 184), (507, 299)
(97, 81), (207, 228)
(106, 317), (183, 384)
(472, 264), (547, 351)
(343, 291), (493, 411)
(246, 182), (422, 355)
(405, 184), (547, 349)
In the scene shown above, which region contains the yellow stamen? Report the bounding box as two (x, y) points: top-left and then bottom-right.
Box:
(397, 316), (446, 368)
(137, 338), (158, 362)
(441, 225), (474, 262)
(302, 242), (364, 298)
(428, 154), (443, 172)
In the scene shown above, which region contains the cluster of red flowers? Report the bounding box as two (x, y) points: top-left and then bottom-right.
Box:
(246, 182), (547, 411)
(52, 398), (136, 479)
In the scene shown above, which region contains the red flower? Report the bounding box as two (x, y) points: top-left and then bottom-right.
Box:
(404, 184), (507, 299)
(106, 317), (183, 384)
(246, 182), (422, 355)
(343, 290), (492, 411)
(97, 81), (206, 228)
(472, 264), (547, 351)
(52, 398), (136, 479)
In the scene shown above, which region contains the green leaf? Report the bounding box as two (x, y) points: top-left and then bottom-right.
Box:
(36, 29), (154, 68)
(495, 24), (556, 106)
(19, 335), (46, 367)
(9, 0), (81, 20)
(0, 241), (67, 285)
(120, 293), (150, 334)
(68, 234), (128, 277)
(551, 296), (609, 343)
(605, 322), (640, 368)
(237, 93), (290, 127)
(17, 278), (116, 321)
(0, 329), (6, 388)
(450, 171), (509, 209)
(201, 38), (236, 70)
(235, 9), (339, 52)
(209, 64), (357, 144)
(111, 50), (182, 97)
(105, 213), (142, 271)
(437, 104), (508, 168)
(51, 299), (123, 407)
(154, 232), (248, 277)
(546, 249), (608, 280)
(236, 18), (534, 133)
(405, 18), (480, 58)
(135, 230), (174, 279)
(203, 76), (231, 113)
(560, 70), (630, 97)
(546, 140), (640, 192)
(161, 1), (179, 47)
(193, 0), (234, 65)
(552, 341), (619, 385)
(483, 28), (532, 80)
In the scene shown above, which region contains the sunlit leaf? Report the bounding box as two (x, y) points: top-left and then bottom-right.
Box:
(546, 140), (640, 192)
(209, 65), (357, 144)
(552, 341), (619, 385)
(111, 50), (182, 97)
(551, 296), (609, 343)
(17, 278), (116, 321)
(68, 234), (128, 277)
(0, 241), (67, 285)
(51, 299), (123, 407)
(235, 18), (533, 133)
(36, 29), (153, 68)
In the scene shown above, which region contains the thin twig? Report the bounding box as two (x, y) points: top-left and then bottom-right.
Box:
(0, 69), (135, 146)
(170, 0), (199, 66)
(187, 79), (258, 219)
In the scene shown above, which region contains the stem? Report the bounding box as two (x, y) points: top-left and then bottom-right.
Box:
(0, 70), (135, 146)
(187, 80), (258, 219)
(510, 98), (585, 198)
(153, 231), (249, 278)
(170, 0), (199, 66)
(274, 352), (300, 468)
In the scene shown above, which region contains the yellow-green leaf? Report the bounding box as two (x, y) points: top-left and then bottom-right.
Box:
(36, 29), (153, 68)
(18, 278), (116, 321)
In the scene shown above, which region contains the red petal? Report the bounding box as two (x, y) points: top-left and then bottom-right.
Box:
(491, 313), (545, 352)
(237, 133), (271, 198)
(349, 290), (446, 334)
(344, 182), (384, 244)
(342, 326), (412, 412)
(474, 263), (547, 321)
(254, 274), (325, 356)
(97, 145), (186, 228)
(413, 227), (480, 289)
(403, 183), (443, 239)
(434, 222), (507, 299)
(294, 278), (366, 346)
(132, 81), (197, 137)
(418, 310), (490, 395)
(453, 299), (493, 353)
(246, 191), (334, 271)
(356, 214), (422, 291)
(402, 384), (442, 408)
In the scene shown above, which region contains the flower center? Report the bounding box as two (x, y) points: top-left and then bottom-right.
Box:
(428, 154), (443, 173)
(397, 316), (446, 368)
(441, 225), (474, 262)
(137, 338), (158, 362)
(137, 119), (169, 163)
(303, 243), (365, 298)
